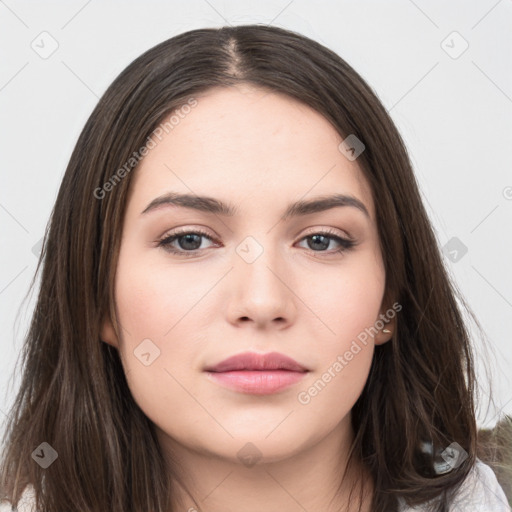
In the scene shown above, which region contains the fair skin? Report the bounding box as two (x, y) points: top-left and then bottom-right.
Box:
(101, 84), (395, 512)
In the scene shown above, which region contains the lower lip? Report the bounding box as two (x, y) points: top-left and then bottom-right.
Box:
(206, 370), (307, 395)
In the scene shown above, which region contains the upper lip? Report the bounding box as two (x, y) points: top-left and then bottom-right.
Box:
(204, 351), (309, 372)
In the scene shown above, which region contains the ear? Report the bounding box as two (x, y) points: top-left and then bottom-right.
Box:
(100, 312), (119, 348)
(373, 301), (398, 346)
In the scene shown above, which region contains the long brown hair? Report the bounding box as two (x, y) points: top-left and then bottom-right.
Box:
(0, 24), (486, 511)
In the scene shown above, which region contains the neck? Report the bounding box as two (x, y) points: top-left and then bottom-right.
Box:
(158, 415), (373, 512)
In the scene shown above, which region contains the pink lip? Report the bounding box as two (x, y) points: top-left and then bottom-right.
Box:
(207, 370), (306, 395)
(204, 351), (309, 395)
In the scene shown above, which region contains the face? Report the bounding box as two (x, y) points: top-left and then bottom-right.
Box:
(101, 84), (394, 467)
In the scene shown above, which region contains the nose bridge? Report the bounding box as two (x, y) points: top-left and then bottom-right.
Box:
(235, 233), (284, 292)
(228, 232), (295, 324)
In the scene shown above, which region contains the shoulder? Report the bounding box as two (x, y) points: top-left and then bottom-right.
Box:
(5, 463), (509, 511)
(0, 484), (36, 512)
(399, 459), (511, 511)
(449, 459), (510, 511)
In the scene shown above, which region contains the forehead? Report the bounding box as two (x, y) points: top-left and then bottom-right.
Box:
(128, 84), (375, 221)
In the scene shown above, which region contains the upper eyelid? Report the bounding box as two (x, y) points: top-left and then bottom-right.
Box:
(161, 226), (352, 238)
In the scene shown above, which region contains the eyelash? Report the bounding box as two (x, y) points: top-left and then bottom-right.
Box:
(156, 227), (356, 258)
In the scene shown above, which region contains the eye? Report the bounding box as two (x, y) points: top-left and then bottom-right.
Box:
(295, 228), (356, 255)
(157, 228), (356, 257)
(157, 228), (219, 257)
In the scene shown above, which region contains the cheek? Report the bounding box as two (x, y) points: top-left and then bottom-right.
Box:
(297, 254), (384, 399)
(297, 292), (378, 410)
(305, 252), (385, 346)
(274, 255), (385, 432)
(111, 249), (199, 415)
(114, 245), (206, 342)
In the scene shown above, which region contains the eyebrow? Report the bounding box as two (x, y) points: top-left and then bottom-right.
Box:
(140, 192), (370, 220)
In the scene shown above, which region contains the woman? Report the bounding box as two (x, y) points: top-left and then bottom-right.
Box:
(0, 24), (509, 512)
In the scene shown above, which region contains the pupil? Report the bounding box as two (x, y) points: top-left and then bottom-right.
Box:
(310, 234), (329, 251)
(180, 234), (201, 250)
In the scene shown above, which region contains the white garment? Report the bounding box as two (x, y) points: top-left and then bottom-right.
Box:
(0, 484), (36, 512)
(0, 460), (509, 511)
(399, 459), (511, 511)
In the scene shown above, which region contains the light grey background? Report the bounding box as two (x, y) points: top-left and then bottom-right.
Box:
(1, 0), (511, 438)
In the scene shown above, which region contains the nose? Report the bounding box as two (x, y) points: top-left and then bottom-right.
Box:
(225, 237), (297, 330)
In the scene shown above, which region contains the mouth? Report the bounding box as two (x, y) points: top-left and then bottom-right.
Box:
(206, 369), (308, 395)
(204, 351), (309, 395)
